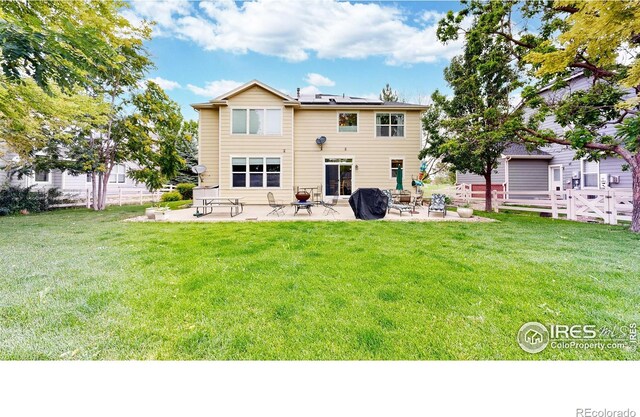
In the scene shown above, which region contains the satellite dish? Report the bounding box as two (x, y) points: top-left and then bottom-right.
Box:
(191, 165), (207, 174)
(315, 136), (327, 150)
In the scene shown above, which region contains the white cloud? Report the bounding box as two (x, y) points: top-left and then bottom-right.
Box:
(126, 0), (465, 66)
(305, 73), (335, 87)
(186, 80), (244, 98)
(148, 76), (181, 91)
(299, 85), (321, 97)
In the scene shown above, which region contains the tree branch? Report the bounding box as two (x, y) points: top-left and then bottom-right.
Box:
(495, 31), (535, 49)
(517, 127), (636, 166)
(552, 5), (579, 13)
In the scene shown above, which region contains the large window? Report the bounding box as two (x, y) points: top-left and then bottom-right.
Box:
(338, 112), (358, 133)
(232, 157), (280, 188)
(581, 159), (600, 189)
(109, 164), (126, 184)
(232, 108), (282, 135)
(376, 113), (404, 137)
(391, 159), (404, 178)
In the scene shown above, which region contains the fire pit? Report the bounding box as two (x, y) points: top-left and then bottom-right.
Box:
(295, 190), (311, 202)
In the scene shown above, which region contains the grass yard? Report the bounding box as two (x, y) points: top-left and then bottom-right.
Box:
(1, 203), (639, 360)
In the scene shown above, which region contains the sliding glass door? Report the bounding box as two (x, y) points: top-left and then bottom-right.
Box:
(324, 158), (353, 197)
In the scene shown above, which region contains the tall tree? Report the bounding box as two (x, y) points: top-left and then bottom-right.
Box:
(422, 15), (521, 211)
(379, 83), (399, 102)
(438, 0), (640, 232)
(0, 0), (146, 156)
(171, 120), (199, 185)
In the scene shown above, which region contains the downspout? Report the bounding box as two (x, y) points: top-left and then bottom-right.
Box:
(504, 156), (511, 199)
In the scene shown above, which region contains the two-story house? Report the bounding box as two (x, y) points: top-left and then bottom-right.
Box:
(456, 72), (633, 195)
(191, 80), (427, 204)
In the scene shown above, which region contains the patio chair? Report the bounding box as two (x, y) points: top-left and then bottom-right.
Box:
(382, 189), (413, 216)
(321, 196), (339, 216)
(267, 192), (286, 216)
(428, 193), (447, 217)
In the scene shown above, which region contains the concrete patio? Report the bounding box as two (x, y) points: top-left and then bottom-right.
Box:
(128, 203), (493, 223)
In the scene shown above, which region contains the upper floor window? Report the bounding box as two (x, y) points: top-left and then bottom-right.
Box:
(232, 108), (282, 135)
(338, 112), (358, 133)
(109, 164), (126, 184)
(376, 113), (404, 137)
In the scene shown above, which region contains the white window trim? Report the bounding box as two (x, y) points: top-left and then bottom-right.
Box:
(322, 156), (355, 199)
(32, 170), (51, 184)
(374, 112), (406, 139)
(580, 158), (600, 190)
(336, 111), (359, 134)
(230, 107), (283, 136)
(390, 157), (405, 180)
(548, 164), (564, 191)
(109, 164), (127, 184)
(230, 155), (283, 189)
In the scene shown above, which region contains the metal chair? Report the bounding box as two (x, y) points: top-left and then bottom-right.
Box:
(382, 189), (413, 216)
(428, 193), (447, 217)
(321, 196), (339, 216)
(267, 192), (286, 216)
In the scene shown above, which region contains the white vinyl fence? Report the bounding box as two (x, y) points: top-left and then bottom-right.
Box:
(52, 185), (175, 208)
(453, 184), (634, 225)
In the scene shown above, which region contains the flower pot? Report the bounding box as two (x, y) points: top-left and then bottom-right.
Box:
(457, 207), (473, 218)
(295, 191), (311, 202)
(145, 207), (156, 220)
(154, 210), (169, 221)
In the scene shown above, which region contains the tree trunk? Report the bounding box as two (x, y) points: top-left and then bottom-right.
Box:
(99, 171), (110, 210)
(91, 172), (98, 211)
(484, 172), (492, 212)
(631, 163), (640, 233)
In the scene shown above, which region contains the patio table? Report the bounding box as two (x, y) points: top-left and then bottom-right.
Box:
(290, 201), (314, 215)
(193, 197), (244, 217)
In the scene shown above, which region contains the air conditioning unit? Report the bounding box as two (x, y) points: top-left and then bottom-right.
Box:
(609, 175), (621, 184)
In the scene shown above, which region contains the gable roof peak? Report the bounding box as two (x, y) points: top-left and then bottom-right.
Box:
(212, 79), (296, 102)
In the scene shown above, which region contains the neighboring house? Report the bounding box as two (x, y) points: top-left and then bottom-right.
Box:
(457, 73), (633, 194)
(0, 149), (149, 194)
(191, 80), (428, 204)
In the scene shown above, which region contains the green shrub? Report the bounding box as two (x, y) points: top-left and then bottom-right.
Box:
(0, 186), (62, 214)
(175, 183), (195, 200)
(160, 191), (182, 202)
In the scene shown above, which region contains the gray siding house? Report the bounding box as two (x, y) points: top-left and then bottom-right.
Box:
(456, 73), (632, 193)
(0, 149), (149, 194)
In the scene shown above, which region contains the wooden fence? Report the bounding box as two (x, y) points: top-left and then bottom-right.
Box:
(452, 184), (634, 225)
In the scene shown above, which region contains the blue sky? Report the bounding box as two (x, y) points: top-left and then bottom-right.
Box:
(125, 1), (465, 120)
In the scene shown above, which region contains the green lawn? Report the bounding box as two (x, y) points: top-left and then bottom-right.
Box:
(1, 203), (639, 360)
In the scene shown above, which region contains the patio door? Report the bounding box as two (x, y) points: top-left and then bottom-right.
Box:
(324, 158), (353, 197)
(549, 165), (563, 191)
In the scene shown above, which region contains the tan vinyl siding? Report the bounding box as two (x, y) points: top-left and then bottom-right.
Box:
(294, 109), (422, 194)
(199, 108), (220, 187)
(218, 86), (293, 203)
(197, 84), (424, 204)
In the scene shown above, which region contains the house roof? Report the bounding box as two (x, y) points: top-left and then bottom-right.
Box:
(501, 143), (553, 159)
(191, 80), (429, 110)
(297, 93), (428, 109)
(214, 79), (297, 102)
